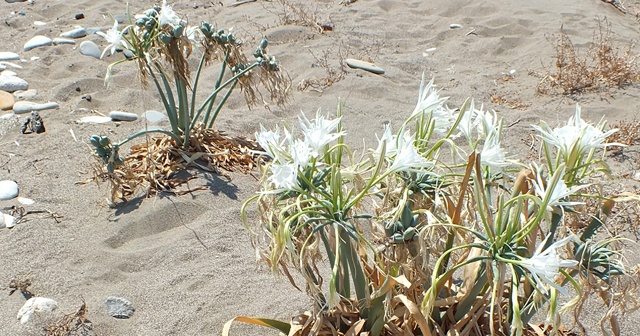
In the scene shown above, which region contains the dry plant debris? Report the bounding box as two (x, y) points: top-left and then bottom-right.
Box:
(537, 20), (640, 95)
(265, 0), (330, 33)
(8, 275), (33, 299)
(490, 91), (532, 110)
(298, 48), (346, 92)
(43, 301), (94, 336)
(93, 128), (261, 202)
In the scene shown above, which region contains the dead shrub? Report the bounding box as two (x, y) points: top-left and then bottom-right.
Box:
(537, 19), (640, 94)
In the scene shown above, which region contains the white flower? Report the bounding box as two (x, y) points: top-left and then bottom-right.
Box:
(456, 100), (480, 140)
(532, 165), (588, 211)
(374, 124), (397, 159)
(268, 162), (299, 192)
(298, 110), (345, 155)
(388, 133), (433, 173)
(475, 108), (499, 140)
(159, 0), (182, 28)
(532, 104), (622, 158)
(520, 235), (579, 296)
(480, 136), (509, 170)
(409, 74), (449, 120)
(256, 125), (286, 162)
(96, 20), (130, 59)
(289, 139), (314, 169)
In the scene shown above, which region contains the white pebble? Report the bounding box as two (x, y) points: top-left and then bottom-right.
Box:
(0, 52), (20, 61)
(1, 70), (17, 77)
(0, 180), (19, 200)
(17, 297), (58, 324)
(18, 197), (34, 205)
(3, 213), (17, 228)
(33, 21), (46, 26)
(450, 24), (462, 29)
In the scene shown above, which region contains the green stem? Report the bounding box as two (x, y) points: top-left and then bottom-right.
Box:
(198, 46), (231, 128)
(146, 63), (179, 134)
(206, 80), (238, 128)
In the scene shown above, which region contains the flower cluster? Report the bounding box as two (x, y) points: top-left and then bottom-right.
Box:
(256, 111), (344, 192)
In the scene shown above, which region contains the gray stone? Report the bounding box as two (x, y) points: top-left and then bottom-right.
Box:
(13, 101), (59, 114)
(13, 89), (37, 100)
(450, 24), (462, 29)
(105, 297), (134, 319)
(0, 52), (20, 61)
(142, 110), (167, 124)
(0, 180), (19, 200)
(0, 76), (28, 92)
(345, 58), (385, 75)
(52, 38), (76, 45)
(6, 0), (28, 2)
(109, 111), (138, 121)
(79, 41), (101, 59)
(0, 64), (5, 71)
(60, 27), (86, 38)
(24, 35), (52, 51)
(114, 14), (127, 24)
(85, 27), (104, 35)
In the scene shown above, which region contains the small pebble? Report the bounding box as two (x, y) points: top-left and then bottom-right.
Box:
(345, 58), (385, 75)
(17, 197), (34, 205)
(77, 116), (112, 124)
(52, 38), (76, 45)
(85, 27), (103, 35)
(0, 52), (20, 61)
(33, 21), (46, 26)
(0, 64), (5, 71)
(634, 172), (640, 181)
(60, 27), (87, 38)
(142, 110), (167, 123)
(0, 90), (15, 110)
(450, 24), (462, 29)
(75, 13), (85, 20)
(13, 101), (59, 114)
(0, 76), (28, 92)
(0, 113), (15, 120)
(109, 111), (138, 121)
(105, 297), (134, 319)
(0, 180), (19, 200)
(5, 0), (28, 2)
(13, 89), (37, 100)
(0, 61), (22, 69)
(17, 297), (58, 324)
(79, 41), (101, 59)
(24, 35), (52, 52)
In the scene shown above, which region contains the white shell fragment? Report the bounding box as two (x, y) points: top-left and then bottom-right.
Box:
(17, 297), (58, 324)
(18, 197), (34, 205)
(77, 116), (112, 124)
(3, 213), (17, 228)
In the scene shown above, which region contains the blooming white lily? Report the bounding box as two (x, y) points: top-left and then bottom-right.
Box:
(96, 20), (130, 59)
(520, 235), (579, 296)
(268, 162), (299, 192)
(456, 100), (480, 141)
(374, 124), (397, 159)
(159, 0), (182, 28)
(480, 136), (509, 170)
(299, 110), (345, 156)
(531, 165), (588, 212)
(387, 132), (433, 173)
(256, 125), (288, 163)
(532, 104), (621, 159)
(409, 74), (449, 120)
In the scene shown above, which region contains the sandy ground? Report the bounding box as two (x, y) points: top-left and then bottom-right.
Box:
(1, 0), (640, 335)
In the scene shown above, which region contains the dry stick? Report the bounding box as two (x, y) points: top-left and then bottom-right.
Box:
(229, 0), (256, 7)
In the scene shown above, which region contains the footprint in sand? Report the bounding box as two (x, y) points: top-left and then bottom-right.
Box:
(104, 201), (208, 252)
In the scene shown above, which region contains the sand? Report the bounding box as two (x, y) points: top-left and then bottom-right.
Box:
(1, 0), (639, 335)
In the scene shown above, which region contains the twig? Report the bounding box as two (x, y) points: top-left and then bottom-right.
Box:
(229, 0), (256, 7)
(507, 118), (521, 128)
